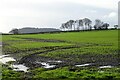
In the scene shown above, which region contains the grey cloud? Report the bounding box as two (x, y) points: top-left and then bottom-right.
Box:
(1, 1), (118, 32)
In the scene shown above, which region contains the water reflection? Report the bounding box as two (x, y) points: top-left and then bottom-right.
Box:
(99, 65), (113, 68)
(0, 55), (29, 72)
(11, 64), (28, 72)
(75, 63), (92, 67)
(36, 61), (56, 68)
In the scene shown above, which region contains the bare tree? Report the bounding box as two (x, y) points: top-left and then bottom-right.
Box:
(94, 19), (102, 30)
(114, 25), (118, 29)
(68, 20), (75, 30)
(87, 19), (92, 30)
(94, 19), (109, 30)
(75, 20), (79, 30)
(78, 19), (84, 30)
(60, 23), (66, 31)
(83, 18), (92, 30)
(61, 22), (70, 31)
(65, 22), (69, 30)
(61, 18), (111, 31)
(9, 28), (19, 34)
(83, 18), (87, 30)
(102, 23), (109, 29)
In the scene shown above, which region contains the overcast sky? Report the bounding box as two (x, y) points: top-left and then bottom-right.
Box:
(0, 0), (119, 33)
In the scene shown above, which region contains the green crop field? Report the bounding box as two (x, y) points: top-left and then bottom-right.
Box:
(1, 30), (120, 79)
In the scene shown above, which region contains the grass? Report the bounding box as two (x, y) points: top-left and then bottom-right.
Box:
(31, 67), (120, 79)
(2, 66), (120, 79)
(2, 64), (25, 80)
(13, 30), (118, 44)
(2, 30), (119, 79)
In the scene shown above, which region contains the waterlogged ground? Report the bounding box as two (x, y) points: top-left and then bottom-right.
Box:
(1, 30), (120, 79)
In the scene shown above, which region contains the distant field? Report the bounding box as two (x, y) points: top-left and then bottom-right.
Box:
(1, 30), (120, 79)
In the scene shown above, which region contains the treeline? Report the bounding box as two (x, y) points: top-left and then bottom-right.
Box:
(60, 18), (118, 31)
(9, 18), (118, 34)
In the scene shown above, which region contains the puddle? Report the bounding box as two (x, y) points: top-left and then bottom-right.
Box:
(0, 56), (16, 64)
(11, 64), (28, 72)
(36, 61), (56, 68)
(48, 60), (62, 63)
(75, 63), (92, 67)
(99, 65), (113, 68)
(0, 55), (29, 72)
(0, 55), (9, 59)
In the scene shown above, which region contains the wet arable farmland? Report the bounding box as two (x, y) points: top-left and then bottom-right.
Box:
(1, 30), (120, 79)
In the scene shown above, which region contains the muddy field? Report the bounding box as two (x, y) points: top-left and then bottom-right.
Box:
(1, 30), (120, 79)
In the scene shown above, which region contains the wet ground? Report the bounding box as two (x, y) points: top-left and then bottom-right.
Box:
(0, 55), (28, 72)
(18, 52), (119, 70)
(0, 54), (117, 72)
(1, 37), (120, 72)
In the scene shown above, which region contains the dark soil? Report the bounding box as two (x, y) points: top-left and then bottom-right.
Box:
(12, 37), (69, 43)
(3, 37), (119, 69)
(18, 47), (120, 69)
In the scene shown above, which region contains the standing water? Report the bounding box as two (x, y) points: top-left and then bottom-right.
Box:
(75, 63), (92, 67)
(11, 64), (28, 72)
(99, 65), (113, 68)
(0, 55), (29, 72)
(0, 55), (16, 64)
(36, 61), (56, 68)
